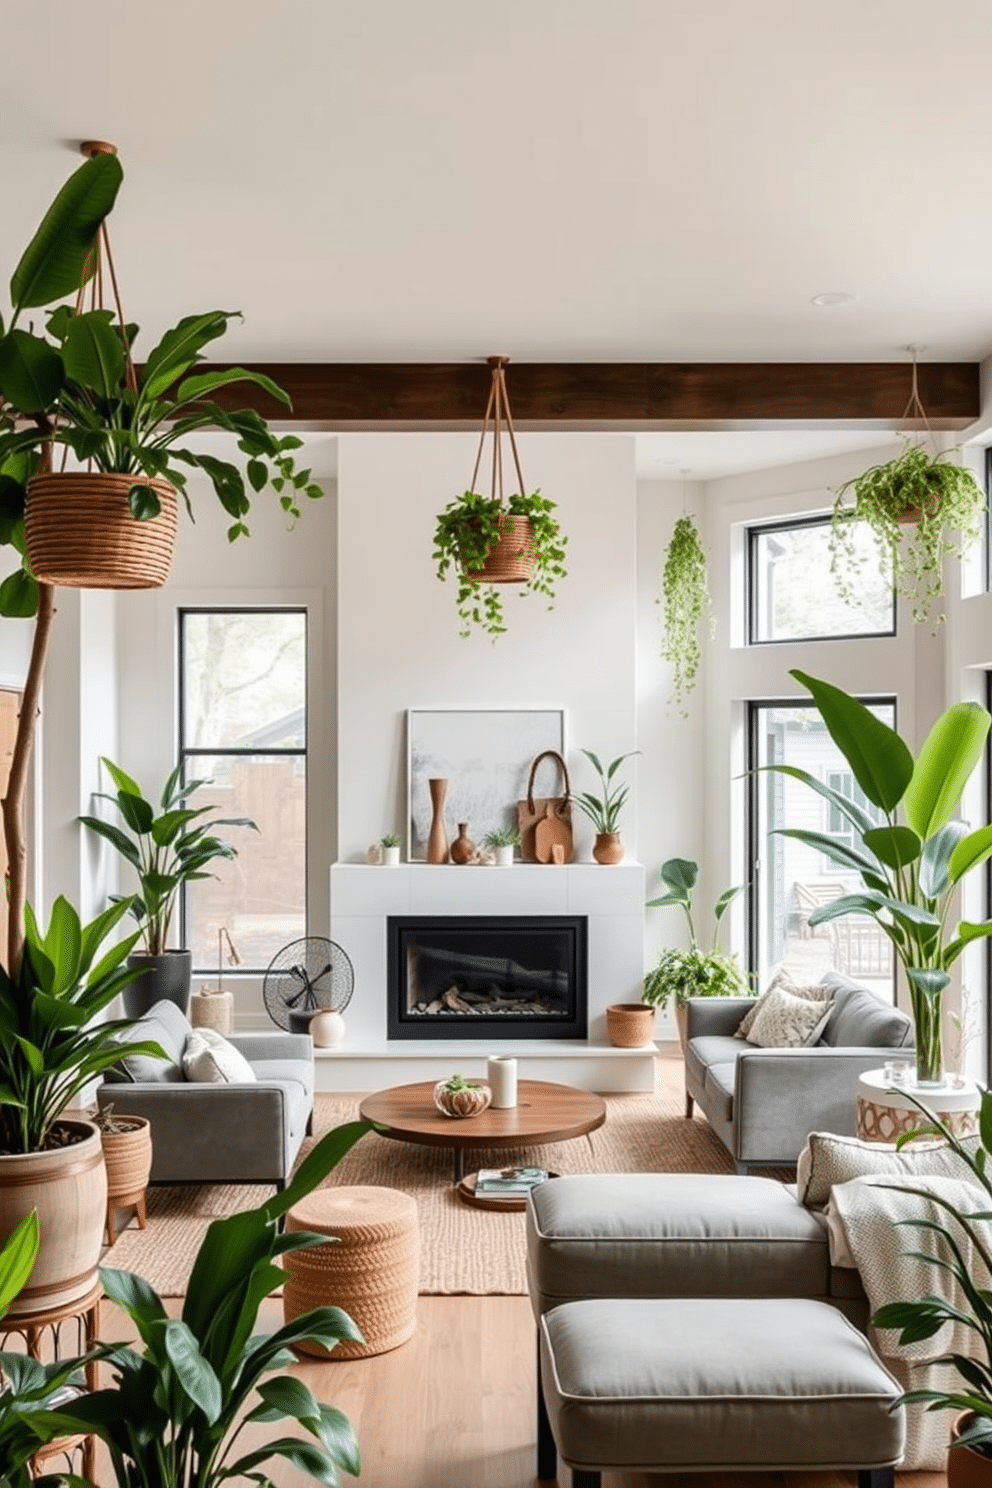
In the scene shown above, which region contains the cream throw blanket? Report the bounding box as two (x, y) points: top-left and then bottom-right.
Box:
(828, 1173), (991, 1470)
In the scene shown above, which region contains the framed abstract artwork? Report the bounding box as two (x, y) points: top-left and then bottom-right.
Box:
(407, 708), (565, 861)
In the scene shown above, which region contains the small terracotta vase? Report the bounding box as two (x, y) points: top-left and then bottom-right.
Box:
(606, 1004), (656, 1048)
(450, 823), (476, 865)
(427, 778), (449, 864)
(593, 831), (624, 865)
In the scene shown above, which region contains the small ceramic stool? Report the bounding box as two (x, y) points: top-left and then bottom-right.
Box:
(282, 1185), (419, 1358)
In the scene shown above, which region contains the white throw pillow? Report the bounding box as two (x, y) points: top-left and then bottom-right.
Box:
(745, 985), (834, 1049)
(796, 1129), (982, 1208)
(182, 1028), (257, 1084)
(735, 968), (829, 1039)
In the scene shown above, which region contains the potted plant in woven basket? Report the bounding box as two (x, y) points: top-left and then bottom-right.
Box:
(643, 856), (749, 1050)
(829, 440), (985, 626)
(432, 356), (567, 638)
(92, 1103), (153, 1246)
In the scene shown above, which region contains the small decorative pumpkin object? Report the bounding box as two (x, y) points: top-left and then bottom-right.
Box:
(433, 1073), (492, 1119)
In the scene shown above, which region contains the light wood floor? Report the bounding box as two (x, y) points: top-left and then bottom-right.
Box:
(92, 1293), (947, 1488)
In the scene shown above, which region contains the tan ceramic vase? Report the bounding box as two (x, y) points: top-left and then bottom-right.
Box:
(450, 823), (476, 865)
(433, 1081), (492, 1118)
(593, 831), (624, 865)
(427, 778), (449, 864)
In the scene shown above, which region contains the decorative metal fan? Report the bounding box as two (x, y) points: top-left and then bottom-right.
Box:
(262, 937), (354, 1033)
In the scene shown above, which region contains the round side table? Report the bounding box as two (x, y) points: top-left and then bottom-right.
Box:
(856, 1069), (981, 1144)
(0, 1282), (101, 1479)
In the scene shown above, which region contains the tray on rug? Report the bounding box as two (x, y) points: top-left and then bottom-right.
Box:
(104, 1063), (738, 1298)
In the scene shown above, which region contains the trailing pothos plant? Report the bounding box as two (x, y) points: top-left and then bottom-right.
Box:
(432, 488), (567, 638)
(829, 441), (985, 626)
(0, 150), (323, 975)
(658, 513), (712, 715)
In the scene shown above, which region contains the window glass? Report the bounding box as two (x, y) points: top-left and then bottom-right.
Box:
(179, 609), (306, 973)
(748, 699), (896, 998)
(749, 517), (894, 643)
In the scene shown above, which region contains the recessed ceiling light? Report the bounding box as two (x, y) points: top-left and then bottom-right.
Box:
(810, 291), (855, 308)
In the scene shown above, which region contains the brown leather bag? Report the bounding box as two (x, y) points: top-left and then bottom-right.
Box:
(517, 750), (574, 863)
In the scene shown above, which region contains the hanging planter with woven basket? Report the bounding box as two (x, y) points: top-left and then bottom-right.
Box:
(828, 352), (986, 626)
(432, 355), (567, 638)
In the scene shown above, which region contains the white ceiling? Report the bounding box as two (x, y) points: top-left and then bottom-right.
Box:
(4, 0), (991, 477)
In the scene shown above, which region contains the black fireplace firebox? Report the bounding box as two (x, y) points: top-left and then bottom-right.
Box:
(387, 915), (588, 1040)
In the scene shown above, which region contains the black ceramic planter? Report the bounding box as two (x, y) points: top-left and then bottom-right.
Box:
(124, 950), (193, 1018)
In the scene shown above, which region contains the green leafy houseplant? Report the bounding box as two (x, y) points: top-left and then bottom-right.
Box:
(764, 669), (992, 1085)
(643, 857), (749, 1016)
(0, 895), (163, 1155)
(0, 149), (323, 979)
(79, 756), (257, 957)
(432, 489), (567, 639)
(380, 832), (401, 849)
(20, 1120), (373, 1487)
(829, 442), (985, 626)
(658, 514), (712, 716)
(483, 826), (520, 849)
(0, 1210), (105, 1488)
(871, 1090), (992, 1462)
(571, 750), (637, 836)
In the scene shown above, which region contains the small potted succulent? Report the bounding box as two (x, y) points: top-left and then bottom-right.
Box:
(433, 1073), (493, 1119)
(829, 441), (986, 625)
(380, 832), (402, 866)
(483, 825), (520, 866)
(432, 489), (568, 639)
(643, 856), (750, 1050)
(658, 513), (713, 716)
(571, 749), (637, 864)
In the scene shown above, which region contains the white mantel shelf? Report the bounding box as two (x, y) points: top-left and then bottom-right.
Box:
(328, 862), (653, 1093)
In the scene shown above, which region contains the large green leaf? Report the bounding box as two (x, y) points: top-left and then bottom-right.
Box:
(791, 669), (914, 812)
(944, 921), (992, 966)
(904, 701), (991, 840)
(140, 310), (238, 400)
(659, 857), (697, 893)
(0, 329), (64, 411)
(919, 820), (969, 899)
(174, 366), (293, 410)
(163, 1319), (222, 1422)
(10, 152), (123, 311)
(753, 763), (879, 836)
(949, 824), (992, 885)
(863, 825), (921, 870)
(0, 1210), (39, 1319)
(772, 827), (882, 878)
(0, 568), (39, 618)
(61, 309), (126, 397)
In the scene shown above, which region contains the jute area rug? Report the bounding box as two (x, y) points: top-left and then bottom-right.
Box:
(105, 1057), (739, 1298)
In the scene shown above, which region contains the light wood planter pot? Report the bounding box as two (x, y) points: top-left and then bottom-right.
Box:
(100, 1116), (153, 1246)
(606, 1003), (657, 1048)
(0, 1118), (107, 1316)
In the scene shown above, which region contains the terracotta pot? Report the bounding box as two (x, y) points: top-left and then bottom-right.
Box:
(0, 1118), (107, 1315)
(25, 472), (178, 589)
(450, 823), (476, 865)
(606, 1003), (656, 1049)
(949, 1412), (992, 1487)
(433, 1081), (492, 1118)
(593, 832), (624, 865)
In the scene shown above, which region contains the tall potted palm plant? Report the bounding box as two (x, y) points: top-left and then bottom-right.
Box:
(765, 669), (992, 1086)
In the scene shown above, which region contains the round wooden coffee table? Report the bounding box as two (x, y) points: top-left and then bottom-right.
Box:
(358, 1079), (606, 1185)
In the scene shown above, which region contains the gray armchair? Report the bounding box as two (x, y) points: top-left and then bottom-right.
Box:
(683, 972), (914, 1173)
(97, 999), (315, 1188)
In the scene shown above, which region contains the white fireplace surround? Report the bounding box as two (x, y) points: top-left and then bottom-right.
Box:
(326, 862), (654, 1092)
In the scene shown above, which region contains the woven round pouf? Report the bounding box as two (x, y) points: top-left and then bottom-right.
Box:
(283, 1186), (419, 1359)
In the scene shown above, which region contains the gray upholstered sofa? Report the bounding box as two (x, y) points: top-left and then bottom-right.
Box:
(97, 999), (315, 1188)
(684, 971), (914, 1173)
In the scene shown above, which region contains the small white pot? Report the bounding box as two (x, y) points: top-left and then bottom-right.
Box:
(494, 844), (515, 867)
(310, 1010), (346, 1048)
(382, 845), (401, 866)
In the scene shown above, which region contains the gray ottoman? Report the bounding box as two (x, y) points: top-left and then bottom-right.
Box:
(538, 1297), (905, 1486)
(527, 1173), (834, 1312)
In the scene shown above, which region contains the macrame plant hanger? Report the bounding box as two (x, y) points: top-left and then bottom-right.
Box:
(466, 355), (535, 583)
(900, 345), (933, 450)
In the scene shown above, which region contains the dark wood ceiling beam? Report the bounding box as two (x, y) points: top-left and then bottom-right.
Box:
(199, 361), (980, 428)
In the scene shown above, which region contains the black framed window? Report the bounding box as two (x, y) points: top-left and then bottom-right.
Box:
(747, 514), (895, 644)
(178, 607), (307, 975)
(746, 696), (896, 996)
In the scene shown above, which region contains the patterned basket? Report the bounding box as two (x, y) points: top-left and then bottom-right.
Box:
(468, 515), (536, 584)
(25, 473), (178, 589)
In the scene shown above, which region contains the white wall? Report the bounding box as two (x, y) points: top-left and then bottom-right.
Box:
(335, 433), (639, 863)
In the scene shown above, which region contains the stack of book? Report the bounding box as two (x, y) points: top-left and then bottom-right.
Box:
(474, 1166), (548, 1196)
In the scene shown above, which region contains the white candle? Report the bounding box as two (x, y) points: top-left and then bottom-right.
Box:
(488, 1055), (518, 1109)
